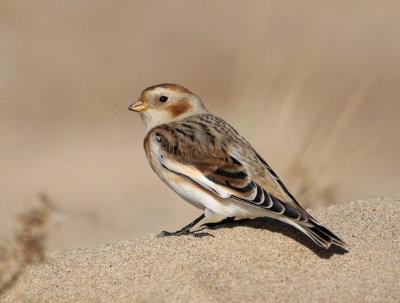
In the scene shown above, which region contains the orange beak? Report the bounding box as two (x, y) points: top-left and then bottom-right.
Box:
(128, 100), (148, 112)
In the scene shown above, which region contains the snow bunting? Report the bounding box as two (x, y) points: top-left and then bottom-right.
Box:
(129, 83), (347, 249)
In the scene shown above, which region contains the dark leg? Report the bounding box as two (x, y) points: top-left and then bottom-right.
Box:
(157, 213), (214, 238)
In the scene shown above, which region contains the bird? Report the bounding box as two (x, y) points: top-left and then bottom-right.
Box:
(128, 83), (347, 249)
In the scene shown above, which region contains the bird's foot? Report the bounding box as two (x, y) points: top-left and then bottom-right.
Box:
(157, 230), (214, 238)
(193, 232), (214, 238)
(156, 213), (214, 238)
(157, 229), (190, 237)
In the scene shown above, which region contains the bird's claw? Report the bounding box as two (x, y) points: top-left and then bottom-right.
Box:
(193, 232), (214, 238)
(156, 230), (214, 238)
(156, 230), (191, 237)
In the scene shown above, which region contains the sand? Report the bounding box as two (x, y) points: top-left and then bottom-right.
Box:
(2, 195), (400, 303)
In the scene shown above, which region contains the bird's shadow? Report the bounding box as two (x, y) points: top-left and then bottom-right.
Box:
(201, 217), (348, 259)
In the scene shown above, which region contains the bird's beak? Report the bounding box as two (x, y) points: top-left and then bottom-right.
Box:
(128, 100), (148, 112)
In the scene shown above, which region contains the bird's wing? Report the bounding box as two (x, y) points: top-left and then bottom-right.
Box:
(147, 116), (311, 223)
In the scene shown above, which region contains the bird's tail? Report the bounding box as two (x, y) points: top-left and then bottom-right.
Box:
(284, 218), (348, 250)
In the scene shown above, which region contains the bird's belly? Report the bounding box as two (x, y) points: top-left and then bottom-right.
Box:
(167, 179), (207, 210)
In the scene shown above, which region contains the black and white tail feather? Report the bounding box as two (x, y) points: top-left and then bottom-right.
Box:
(227, 180), (347, 250)
(283, 217), (347, 249)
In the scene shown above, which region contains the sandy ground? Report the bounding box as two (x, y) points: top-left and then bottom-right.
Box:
(2, 195), (399, 303)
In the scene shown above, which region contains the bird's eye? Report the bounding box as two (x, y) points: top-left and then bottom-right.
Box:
(159, 96), (168, 102)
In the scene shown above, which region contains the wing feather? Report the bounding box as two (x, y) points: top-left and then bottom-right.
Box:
(155, 134), (309, 223)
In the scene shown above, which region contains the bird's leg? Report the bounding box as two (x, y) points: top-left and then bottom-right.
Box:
(157, 213), (214, 238)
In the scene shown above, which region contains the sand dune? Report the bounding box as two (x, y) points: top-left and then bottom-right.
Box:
(2, 195), (399, 303)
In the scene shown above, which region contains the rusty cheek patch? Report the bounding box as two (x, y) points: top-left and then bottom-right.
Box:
(166, 100), (193, 118)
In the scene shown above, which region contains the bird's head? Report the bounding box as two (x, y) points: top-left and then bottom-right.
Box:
(129, 83), (207, 130)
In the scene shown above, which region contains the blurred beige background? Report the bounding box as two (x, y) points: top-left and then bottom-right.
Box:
(1, 0), (399, 251)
